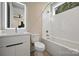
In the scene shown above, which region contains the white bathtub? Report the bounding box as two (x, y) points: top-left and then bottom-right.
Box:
(42, 35), (79, 56)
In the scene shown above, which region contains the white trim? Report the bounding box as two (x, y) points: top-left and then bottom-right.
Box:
(24, 3), (26, 29)
(5, 2), (7, 29)
(15, 2), (25, 6)
(52, 8), (55, 15)
(41, 3), (51, 14)
(53, 2), (65, 9)
(52, 2), (65, 15)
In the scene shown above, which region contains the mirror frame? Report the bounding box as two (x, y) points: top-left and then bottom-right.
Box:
(5, 2), (26, 30)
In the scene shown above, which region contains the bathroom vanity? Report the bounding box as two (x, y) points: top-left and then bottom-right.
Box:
(0, 2), (30, 56)
(0, 32), (30, 56)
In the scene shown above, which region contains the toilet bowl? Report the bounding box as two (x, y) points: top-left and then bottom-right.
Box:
(31, 34), (45, 53)
(34, 42), (45, 52)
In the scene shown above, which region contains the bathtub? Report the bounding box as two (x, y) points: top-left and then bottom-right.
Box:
(42, 35), (79, 56)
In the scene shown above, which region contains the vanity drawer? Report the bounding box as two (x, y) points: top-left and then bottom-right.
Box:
(0, 35), (30, 45)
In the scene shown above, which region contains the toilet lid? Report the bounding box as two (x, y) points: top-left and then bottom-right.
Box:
(35, 42), (45, 49)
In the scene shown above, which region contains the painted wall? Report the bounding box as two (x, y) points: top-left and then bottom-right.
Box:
(26, 2), (48, 35)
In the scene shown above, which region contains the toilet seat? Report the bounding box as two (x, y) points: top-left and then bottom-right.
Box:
(34, 42), (45, 51)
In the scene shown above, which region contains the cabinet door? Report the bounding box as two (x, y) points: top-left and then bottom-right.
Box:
(15, 42), (30, 56)
(0, 46), (15, 56)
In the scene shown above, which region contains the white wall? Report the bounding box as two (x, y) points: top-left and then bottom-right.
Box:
(51, 6), (79, 43)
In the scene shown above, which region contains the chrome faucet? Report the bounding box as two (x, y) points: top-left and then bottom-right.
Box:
(15, 27), (17, 33)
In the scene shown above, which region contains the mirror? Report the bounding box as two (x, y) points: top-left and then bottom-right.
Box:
(5, 2), (26, 29)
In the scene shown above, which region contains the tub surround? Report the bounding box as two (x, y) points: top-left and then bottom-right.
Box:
(42, 5), (79, 55)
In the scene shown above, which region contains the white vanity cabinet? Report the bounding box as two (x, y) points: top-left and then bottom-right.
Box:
(0, 45), (15, 56)
(0, 34), (30, 56)
(15, 35), (30, 56)
(15, 42), (30, 56)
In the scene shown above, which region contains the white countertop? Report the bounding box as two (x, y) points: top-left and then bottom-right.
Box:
(0, 32), (30, 37)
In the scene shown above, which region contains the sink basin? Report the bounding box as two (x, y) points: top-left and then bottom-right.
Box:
(0, 28), (26, 33)
(16, 28), (26, 33)
(0, 29), (30, 37)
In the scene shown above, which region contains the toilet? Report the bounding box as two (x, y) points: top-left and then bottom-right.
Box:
(31, 34), (45, 55)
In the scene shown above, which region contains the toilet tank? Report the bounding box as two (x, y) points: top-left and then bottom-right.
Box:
(31, 34), (40, 43)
